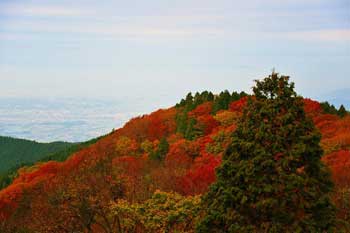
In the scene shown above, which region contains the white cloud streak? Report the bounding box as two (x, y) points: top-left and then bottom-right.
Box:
(283, 29), (350, 42)
(1, 5), (90, 17)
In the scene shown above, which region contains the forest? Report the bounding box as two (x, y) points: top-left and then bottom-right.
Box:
(0, 136), (74, 173)
(0, 135), (107, 190)
(0, 73), (349, 232)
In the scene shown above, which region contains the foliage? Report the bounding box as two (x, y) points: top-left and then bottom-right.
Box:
(320, 102), (348, 117)
(206, 130), (232, 155)
(110, 190), (202, 233)
(212, 90), (247, 114)
(149, 137), (169, 161)
(0, 135), (104, 190)
(115, 136), (138, 157)
(0, 77), (350, 232)
(0, 136), (74, 173)
(175, 91), (246, 140)
(338, 105), (347, 118)
(197, 73), (336, 232)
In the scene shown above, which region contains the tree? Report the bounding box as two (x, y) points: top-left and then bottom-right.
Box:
(197, 73), (336, 232)
(150, 137), (169, 161)
(338, 105), (347, 118)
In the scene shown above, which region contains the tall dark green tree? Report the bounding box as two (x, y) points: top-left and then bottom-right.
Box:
(338, 104), (347, 118)
(197, 73), (335, 233)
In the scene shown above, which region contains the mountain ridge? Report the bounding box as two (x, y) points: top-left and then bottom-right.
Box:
(0, 88), (349, 232)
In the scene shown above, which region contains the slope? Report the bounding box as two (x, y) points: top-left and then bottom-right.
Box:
(0, 136), (74, 173)
(0, 89), (349, 232)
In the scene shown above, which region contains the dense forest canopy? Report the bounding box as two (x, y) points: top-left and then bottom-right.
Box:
(0, 135), (108, 190)
(0, 74), (349, 232)
(0, 136), (74, 173)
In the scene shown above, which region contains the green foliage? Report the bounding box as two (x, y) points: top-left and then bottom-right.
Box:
(150, 137), (169, 161)
(0, 136), (73, 173)
(176, 90), (247, 140)
(0, 135), (104, 190)
(176, 91), (214, 111)
(320, 102), (348, 117)
(176, 113), (203, 140)
(333, 187), (350, 232)
(206, 130), (232, 155)
(110, 190), (202, 232)
(320, 101), (339, 115)
(140, 140), (153, 154)
(212, 90), (246, 114)
(338, 105), (347, 118)
(197, 73), (336, 233)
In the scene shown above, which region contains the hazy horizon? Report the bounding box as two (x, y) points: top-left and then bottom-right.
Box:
(0, 0), (349, 141)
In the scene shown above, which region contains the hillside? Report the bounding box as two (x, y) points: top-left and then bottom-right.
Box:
(0, 135), (107, 190)
(0, 136), (74, 173)
(0, 76), (349, 232)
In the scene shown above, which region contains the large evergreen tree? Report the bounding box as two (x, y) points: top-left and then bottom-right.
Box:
(197, 73), (335, 232)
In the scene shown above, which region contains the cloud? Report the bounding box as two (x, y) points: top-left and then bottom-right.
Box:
(1, 17), (226, 40)
(1, 5), (90, 17)
(283, 29), (350, 42)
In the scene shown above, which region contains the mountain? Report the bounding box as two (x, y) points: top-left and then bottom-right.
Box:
(0, 136), (74, 173)
(0, 87), (349, 232)
(0, 135), (107, 190)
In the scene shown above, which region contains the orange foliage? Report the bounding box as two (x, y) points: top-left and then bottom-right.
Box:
(188, 102), (213, 117)
(165, 139), (196, 169)
(196, 115), (219, 135)
(323, 150), (350, 186)
(1, 95), (350, 229)
(179, 153), (221, 195)
(117, 108), (176, 141)
(303, 98), (322, 116)
(214, 110), (239, 127)
(229, 96), (248, 112)
(14, 161), (61, 185)
(188, 102), (219, 135)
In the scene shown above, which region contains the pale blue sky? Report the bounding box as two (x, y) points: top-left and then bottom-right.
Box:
(0, 0), (349, 103)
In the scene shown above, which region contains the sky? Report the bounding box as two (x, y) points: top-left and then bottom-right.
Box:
(0, 0), (349, 141)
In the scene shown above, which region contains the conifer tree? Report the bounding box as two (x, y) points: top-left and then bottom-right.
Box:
(197, 73), (335, 232)
(338, 104), (347, 118)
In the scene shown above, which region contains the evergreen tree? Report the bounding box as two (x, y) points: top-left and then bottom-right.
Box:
(185, 118), (203, 140)
(158, 137), (169, 160)
(150, 137), (169, 161)
(197, 73), (335, 233)
(338, 104), (347, 118)
(320, 102), (338, 115)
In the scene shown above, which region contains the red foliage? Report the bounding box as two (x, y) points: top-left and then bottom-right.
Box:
(1, 95), (350, 227)
(188, 102), (219, 135)
(323, 150), (350, 186)
(196, 115), (219, 135)
(188, 102), (213, 117)
(165, 139), (196, 169)
(229, 96), (248, 112)
(112, 156), (144, 175)
(179, 153), (221, 195)
(14, 161), (61, 185)
(303, 98), (322, 116)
